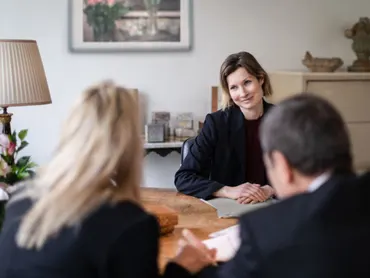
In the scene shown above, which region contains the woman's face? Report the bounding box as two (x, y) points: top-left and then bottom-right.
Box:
(226, 67), (264, 111)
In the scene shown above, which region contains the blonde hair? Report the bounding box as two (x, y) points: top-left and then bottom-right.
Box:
(219, 51), (273, 110)
(15, 81), (142, 249)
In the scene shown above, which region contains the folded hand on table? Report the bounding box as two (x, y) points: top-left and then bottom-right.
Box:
(214, 183), (274, 204)
(234, 183), (274, 204)
(171, 229), (217, 274)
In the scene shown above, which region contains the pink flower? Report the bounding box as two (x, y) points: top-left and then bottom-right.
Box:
(7, 141), (16, 156)
(106, 0), (115, 6)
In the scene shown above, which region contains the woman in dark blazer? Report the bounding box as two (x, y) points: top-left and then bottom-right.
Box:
(175, 52), (275, 204)
(0, 82), (215, 278)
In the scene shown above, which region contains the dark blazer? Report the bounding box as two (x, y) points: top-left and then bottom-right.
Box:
(0, 197), (191, 278)
(199, 172), (370, 278)
(174, 100), (274, 200)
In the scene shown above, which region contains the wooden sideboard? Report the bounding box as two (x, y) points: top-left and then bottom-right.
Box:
(268, 71), (370, 172)
(141, 188), (237, 270)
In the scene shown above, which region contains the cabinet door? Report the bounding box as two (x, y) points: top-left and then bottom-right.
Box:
(347, 123), (370, 171)
(306, 80), (370, 122)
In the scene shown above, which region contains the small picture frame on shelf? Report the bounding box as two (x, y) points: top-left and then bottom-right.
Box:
(145, 123), (165, 142)
(175, 112), (193, 129)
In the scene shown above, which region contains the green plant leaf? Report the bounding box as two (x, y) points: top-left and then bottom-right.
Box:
(10, 131), (16, 143)
(17, 171), (30, 179)
(16, 156), (30, 168)
(16, 141), (29, 153)
(1, 154), (11, 165)
(118, 5), (130, 17)
(18, 129), (28, 141)
(84, 2), (130, 33)
(26, 162), (38, 169)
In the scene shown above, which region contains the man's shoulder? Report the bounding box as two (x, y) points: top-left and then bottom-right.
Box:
(238, 173), (370, 251)
(240, 193), (311, 228)
(239, 173), (362, 229)
(238, 193), (312, 252)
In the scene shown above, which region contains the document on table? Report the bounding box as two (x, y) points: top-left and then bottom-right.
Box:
(202, 224), (241, 262)
(201, 199), (277, 261)
(201, 197), (275, 218)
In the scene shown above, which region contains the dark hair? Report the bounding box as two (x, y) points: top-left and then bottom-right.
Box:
(260, 93), (353, 175)
(219, 51), (273, 109)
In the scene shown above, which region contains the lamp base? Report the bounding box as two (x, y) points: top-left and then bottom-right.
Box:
(0, 107), (12, 135)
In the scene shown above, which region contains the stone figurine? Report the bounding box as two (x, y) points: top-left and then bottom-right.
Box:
(344, 17), (370, 72)
(302, 51), (343, 72)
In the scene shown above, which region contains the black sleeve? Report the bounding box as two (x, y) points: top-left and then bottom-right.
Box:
(174, 114), (225, 199)
(198, 216), (261, 278)
(107, 214), (191, 278)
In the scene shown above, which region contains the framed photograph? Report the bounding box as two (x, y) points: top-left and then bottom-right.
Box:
(69, 0), (192, 52)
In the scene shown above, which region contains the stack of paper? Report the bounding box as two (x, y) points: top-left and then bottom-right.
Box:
(202, 225), (241, 262)
(200, 198), (276, 261)
(202, 198), (275, 218)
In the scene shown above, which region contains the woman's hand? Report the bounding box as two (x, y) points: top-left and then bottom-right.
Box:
(216, 183), (265, 201)
(172, 229), (217, 274)
(237, 185), (274, 204)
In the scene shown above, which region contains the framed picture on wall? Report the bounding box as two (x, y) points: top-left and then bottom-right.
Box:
(69, 0), (192, 52)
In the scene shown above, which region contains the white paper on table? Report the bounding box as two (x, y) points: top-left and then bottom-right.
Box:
(0, 188), (9, 201)
(202, 224), (241, 262)
(209, 224), (239, 238)
(207, 198), (274, 218)
(200, 198), (217, 209)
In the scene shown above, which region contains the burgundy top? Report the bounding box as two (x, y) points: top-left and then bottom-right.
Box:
(245, 118), (267, 185)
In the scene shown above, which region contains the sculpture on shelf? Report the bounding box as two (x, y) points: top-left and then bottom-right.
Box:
(344, 17), (370, 72)
(302, 51), (343, 72)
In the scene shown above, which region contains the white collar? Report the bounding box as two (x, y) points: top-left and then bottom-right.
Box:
(307, 172), (331, 192)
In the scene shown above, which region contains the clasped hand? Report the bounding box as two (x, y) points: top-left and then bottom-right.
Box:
(228, 183), (273, 204)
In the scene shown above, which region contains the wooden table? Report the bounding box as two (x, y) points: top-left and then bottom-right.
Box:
(141, 188), (237, 269)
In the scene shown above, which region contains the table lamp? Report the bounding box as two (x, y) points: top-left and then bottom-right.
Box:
(0, 39), (52, 134)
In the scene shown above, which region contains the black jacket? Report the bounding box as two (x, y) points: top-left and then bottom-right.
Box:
(175, 101), (274, 199)
(199, 172), (370, 278)
(0, 197), (190, 278)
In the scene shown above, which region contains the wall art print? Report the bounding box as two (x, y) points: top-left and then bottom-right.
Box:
(69, 0), (192, 52)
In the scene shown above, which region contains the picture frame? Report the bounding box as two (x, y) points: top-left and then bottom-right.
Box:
(69, 0), (192, 52)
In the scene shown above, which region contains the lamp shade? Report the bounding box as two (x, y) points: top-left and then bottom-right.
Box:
(0, 40), (52, 107)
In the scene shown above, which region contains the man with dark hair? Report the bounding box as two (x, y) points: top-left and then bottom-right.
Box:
(260, 93), (354, 199)
(182, 93), (370, 277)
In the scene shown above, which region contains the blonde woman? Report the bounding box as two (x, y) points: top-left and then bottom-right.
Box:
(0, 81), (215, 278)
(175, 51), (275, 204)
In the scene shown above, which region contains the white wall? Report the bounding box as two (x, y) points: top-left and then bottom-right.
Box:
(0, 0), (368, 188)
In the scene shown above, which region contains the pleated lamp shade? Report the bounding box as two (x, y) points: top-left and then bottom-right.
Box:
(0, 40), (52, 107)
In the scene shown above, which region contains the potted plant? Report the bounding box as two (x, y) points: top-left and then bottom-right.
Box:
(0, 129), (37, 231)
(83, 0), (130, 41)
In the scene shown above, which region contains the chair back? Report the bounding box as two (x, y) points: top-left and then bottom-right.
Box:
(180, 137), (195, 165)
